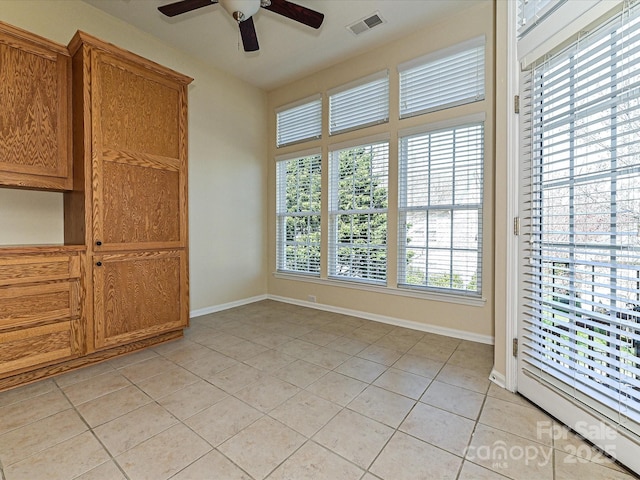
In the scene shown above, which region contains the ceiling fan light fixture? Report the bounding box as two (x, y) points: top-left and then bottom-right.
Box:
(219, 0), (260, 21)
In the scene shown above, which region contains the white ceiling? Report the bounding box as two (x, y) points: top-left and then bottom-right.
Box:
(82, 0), (482, 91)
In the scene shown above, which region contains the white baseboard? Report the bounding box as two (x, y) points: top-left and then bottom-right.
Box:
(190, 294), (268, 318)
(489, 368), (507, 389)
(268, 294), (494, 345)
(190, 294), (495, 345)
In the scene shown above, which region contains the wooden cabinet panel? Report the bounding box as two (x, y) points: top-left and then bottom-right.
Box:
(100, 157), (181, 246)
(97, 53), (180, 158)
(0, 21), (71, 190)
(93, 250), (187, 349)
(66, 32), (190, 252)
(91, 48), (188, 250)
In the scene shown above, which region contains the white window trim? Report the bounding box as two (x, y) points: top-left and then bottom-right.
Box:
(329, 132), (391, 152)
(398, 113), (487, 138)
(273, 271), (487, 307)
(275, 147), (322, 163)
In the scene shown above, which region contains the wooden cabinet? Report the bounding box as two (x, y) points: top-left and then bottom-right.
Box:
(93, 250), (187, 349)
(0, 21), (72, 190)
(66, 32), (192, 352)
(0, 247), (84, 379)
(0, 26), (192, 390)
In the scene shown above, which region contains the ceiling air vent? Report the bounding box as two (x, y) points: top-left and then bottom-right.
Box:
(347, 12), (385, 36)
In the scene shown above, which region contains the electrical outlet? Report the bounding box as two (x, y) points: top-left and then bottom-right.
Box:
(307, 295), (317, 303)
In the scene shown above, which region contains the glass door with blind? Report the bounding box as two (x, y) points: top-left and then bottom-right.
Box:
(516, 1), (640, 473)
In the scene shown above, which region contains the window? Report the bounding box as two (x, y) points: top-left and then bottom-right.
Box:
(398, 36), (485, 119)
(329, 71), (389, 135)
(276, 152), (322, 274)
(521, 2), (640, 436)
(276, 95), (322, 147)
(517, 0), (565, 37)
(399, 120), (484, 294)
(329, 139), (389, 283)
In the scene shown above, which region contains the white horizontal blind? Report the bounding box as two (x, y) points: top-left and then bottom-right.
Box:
(276, 153), (322, 274)
(399, 37), (485, 119)
(398, 123), (484, 294)
(518, 0), (565, 37)
(276, 95), (322, 147)
(329, 140), (389, 283)
(329, 71), (389, 135)
(521, 2), (640, 436)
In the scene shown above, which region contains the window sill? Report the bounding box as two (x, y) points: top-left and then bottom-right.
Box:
(272, 271), (487, 307)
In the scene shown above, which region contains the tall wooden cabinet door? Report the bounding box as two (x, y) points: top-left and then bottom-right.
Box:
(0, 21), (71, 190)
(90, 50), (188, 251)
(93, 250), (188, 349)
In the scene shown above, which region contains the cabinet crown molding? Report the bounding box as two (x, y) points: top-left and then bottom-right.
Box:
(67, 30), (193, 86)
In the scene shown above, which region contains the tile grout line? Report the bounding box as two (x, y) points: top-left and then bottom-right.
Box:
(185, 312), (486, 480)
(55, 380), (133, 480)
(8, 303), (622, 479)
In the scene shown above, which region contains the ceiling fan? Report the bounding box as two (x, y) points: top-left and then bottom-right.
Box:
(158, 0), (324, 52)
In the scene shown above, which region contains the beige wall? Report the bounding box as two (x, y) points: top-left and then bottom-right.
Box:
(267, 2), (496, 342)
(0, 0), (268, 312)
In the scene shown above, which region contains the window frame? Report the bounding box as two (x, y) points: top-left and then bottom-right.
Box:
(328, 70), (389, 136)
(328, 135), (390, 285)
(275, 149), (323, 276)
(398, 115), (485, 296)
(398, 35), (486, 119)
(276, 94), (322, 148)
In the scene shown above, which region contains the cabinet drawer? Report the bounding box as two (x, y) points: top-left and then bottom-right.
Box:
(0, 254), (80, 286)
(0, 282), (79, 329)
(0, 320), (80, 377)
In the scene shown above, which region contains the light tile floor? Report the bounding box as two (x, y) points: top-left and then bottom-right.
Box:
(0, 300), (636, 480)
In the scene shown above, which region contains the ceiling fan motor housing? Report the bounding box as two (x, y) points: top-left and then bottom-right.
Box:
(220, 0), (261, 20)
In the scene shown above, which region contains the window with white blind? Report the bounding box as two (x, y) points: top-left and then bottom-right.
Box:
(517, 0), (565, 37)
(399, 120), (484, 294)
(276, 152), (322, 275)
(521, 2), (640, 437)
(276, 95), (322, 148)
(329, 139), (389, 283)
(329, 71), (389, 135)
(398, 36), (485, 119)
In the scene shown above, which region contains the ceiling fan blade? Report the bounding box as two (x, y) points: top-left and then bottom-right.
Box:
(158, 0), (218, 17)
(262, 0), (324, 29)
(239, 17), (260, 52)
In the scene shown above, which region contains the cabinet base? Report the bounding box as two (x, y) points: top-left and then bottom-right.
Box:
(0, 330), (183, 392)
